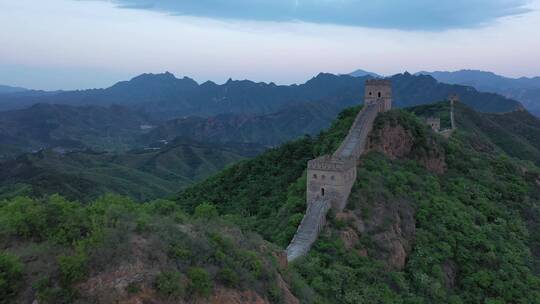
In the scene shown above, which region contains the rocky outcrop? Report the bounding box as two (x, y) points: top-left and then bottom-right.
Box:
(368, 121), (447, 174)
(74, 234), (299, 304)
(442, 260), (457, 289)
(336, 198), (416, 270)
(368, 124), (413, 159)
(76, 235), (162, 303)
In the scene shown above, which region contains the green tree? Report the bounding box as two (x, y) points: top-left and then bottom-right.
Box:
(155, 271), (184, 298)
(188, 267), (212, 297)
(0, 252), (23, 303)
(194, 202), (219, 220)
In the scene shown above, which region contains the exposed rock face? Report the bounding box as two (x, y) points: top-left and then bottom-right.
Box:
(442, 260), (458, 289)
(208, 288), (268, 304)
(76, 235), (162, 303)
(368, 122), (447, 174)
(339, 227), (360, 250)
(369, 124), (413, 159)
(74, 234), (299, 304)
(277, 274), (301, 304)
(337, 198), (416, 270)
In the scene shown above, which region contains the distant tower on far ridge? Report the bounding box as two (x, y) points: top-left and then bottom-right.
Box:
(449, 94), (460, 104)
(449, 94), (458, 130)
(364, 79), (392, 112)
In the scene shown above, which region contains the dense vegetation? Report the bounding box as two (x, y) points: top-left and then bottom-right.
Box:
(293, 135), (540, 303)
(178, 103), (540, 303)
(0, 138), (260, 202)
(0, 195), (285, 303)
(2, 101), (539, 303)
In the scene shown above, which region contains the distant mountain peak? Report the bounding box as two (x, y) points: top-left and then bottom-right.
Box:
(348, 69), (382, 78)
(130, 72), (178, 82)
(0, 84), (28, 94)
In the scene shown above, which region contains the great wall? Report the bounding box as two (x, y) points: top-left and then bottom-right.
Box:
(286, 80), (458, 262)
(286, 79), (393, 262)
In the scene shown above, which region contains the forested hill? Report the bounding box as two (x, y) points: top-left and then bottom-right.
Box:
(175, 101), (540, 302)
(0, 138), (262, 202)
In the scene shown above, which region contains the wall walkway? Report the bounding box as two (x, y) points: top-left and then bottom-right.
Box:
(286, 104), (381, 262)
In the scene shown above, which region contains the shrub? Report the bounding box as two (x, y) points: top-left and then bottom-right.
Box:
(33, 277), (75, 304)
(194, 202), (219, 220)
(218, 267), (239, 287)
(0, 196), (47, 240)
(240, 251), (263, 279)
(58, 253), (87, 285)
(188, 267), (212, 297)
(126, 282), (140, 294)
(155, 271), (184, 298)
(0, 252), (23, 303)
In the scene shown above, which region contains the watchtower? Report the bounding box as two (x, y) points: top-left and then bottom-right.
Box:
(306, 156), (357, 210)
(365, 79), (392, 112)
(426, 117), (441, 132)
(449, 94), (460, 104)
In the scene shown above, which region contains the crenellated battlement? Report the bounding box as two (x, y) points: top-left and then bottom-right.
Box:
(364, 79), (392, 112)
(365, 79), (392, 86)
(307, 155), (356, 172)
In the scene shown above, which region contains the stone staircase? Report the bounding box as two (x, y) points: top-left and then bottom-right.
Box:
(334, 103), (379, 159)
(285, 80), (392, 262)
(285, 197), (331, 261)
(286, 105), (380, 262)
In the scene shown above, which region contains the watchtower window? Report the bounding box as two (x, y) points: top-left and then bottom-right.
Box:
(321, 188), (325, 196)
(378, 92), (381, 98)
(313, 174), (317, 179)
(369, 92), (372, 96)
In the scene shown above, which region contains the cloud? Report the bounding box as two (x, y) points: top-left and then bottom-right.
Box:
(109, 0), (532, 30)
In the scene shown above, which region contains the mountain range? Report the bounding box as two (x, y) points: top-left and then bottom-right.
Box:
(0, 71), (523, 116)
(0, 72), (525, 159)
(415, 69), (540, 116)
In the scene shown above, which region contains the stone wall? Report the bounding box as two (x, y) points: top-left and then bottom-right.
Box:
(286, 79), (393, 262)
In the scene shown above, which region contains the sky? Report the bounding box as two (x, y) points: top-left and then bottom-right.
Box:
(0, 0), (539, 90)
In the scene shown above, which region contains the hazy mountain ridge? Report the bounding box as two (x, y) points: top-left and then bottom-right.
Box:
(0, 72), (526, 161)
(0, 103), (155, 159)
(418, 69), (540, 115)
(348, 68), (382, 78)
(0, 84), (28, 94)
(0, 72), (523, 116)
(139, 72), (525, 147)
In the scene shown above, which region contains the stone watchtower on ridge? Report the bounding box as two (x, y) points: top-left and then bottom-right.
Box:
(287, 79), (392, 262)
(364, 79), (392, 112)
(306, 156), (357, 210)
(305, 79), (392, 211)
